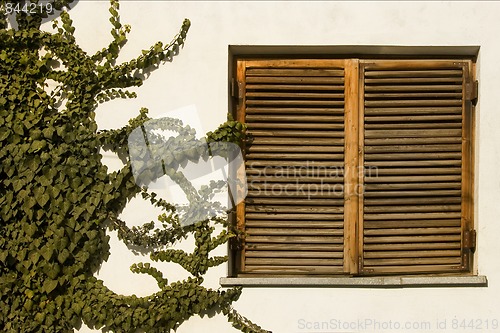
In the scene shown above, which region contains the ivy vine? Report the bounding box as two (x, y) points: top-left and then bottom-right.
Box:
(0, 0), (268, 332)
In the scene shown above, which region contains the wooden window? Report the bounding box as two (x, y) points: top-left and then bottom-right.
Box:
(231, 58), (476, 277)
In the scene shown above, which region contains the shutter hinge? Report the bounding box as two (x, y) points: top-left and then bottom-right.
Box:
(231, 78), (243, 100)
(464, 229), (477, 251)
(465, 80), (478, 105)
(358, 256), (373, 274)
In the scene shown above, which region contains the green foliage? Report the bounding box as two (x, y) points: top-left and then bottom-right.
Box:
(206, 116), (248, 146)
(0, 0), (269, 332)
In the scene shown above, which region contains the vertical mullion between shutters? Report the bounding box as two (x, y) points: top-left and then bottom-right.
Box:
(357, 62), (366, 275)
(344, 59), (360, 274)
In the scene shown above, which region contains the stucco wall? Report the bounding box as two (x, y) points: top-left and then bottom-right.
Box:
(51, 1), (500, 332)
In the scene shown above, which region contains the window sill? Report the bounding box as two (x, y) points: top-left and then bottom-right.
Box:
(220, 275), (488, 288)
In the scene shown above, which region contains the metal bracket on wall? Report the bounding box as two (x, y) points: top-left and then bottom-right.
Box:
(465, 80), (478, 105)
(231, 78), (243, 100)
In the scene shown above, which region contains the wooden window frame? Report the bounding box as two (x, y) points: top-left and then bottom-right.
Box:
(229, 55), (477, 279)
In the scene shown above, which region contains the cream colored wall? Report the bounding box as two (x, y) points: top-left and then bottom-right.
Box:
(52, 1), (500, 332)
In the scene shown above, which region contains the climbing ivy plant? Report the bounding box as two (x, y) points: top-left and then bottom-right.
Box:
(0, 0), (268, 332)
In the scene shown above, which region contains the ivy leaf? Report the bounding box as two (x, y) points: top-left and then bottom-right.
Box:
(31, 140), (46, 152)
(13, 123), (24, 135)
(0, 130), (9, 141)
(42, 127), (54, 139)
(109, 7), (118, 17)
(34, 312), (46, 323)
(24, 289), (35, 300)
(40, 246), (54, 261)
(42, 279), (59, 294)
(73, 301), (83, 315)
(50, 185), (61, 198)
(0, 251), (7, 264)
(58, 249), (70, 264)
(29, 251), (41, 267)
(34, 187), (50, 207)
(23, 223), (37, 238)
(38, 175), (52, 187)
(12, 179), (23, 192)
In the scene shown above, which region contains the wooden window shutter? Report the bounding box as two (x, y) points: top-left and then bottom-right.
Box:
(359, 60), (476, 275)
(235, 59), (349, 275)
(233, 57), (476, 278)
